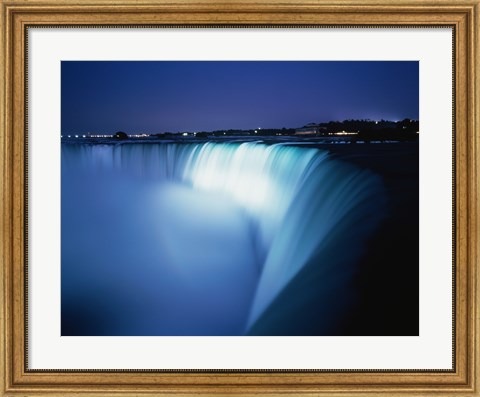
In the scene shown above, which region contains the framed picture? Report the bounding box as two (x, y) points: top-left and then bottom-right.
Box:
(1, 0), (478, 396)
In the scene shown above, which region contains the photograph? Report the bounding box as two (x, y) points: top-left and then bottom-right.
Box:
(2, 0), (479, 393)
(61, 60), (420, 337)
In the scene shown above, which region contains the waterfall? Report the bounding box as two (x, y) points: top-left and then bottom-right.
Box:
(62, 141), (386, 335)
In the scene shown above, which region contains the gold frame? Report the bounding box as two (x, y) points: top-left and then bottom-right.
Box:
(1, 0), (478, 395)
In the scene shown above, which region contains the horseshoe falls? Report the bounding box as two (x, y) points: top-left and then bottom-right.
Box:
(61, 141), (386, 336)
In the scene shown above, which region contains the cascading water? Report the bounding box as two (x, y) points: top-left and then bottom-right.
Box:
(61, 141), (386, 335)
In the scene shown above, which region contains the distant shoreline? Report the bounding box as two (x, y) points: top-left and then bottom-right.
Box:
(61, 134), (419, 146)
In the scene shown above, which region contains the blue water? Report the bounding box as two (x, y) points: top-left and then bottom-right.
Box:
(61, 141), (386, 335)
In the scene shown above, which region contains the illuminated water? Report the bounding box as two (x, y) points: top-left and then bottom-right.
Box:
(61, 141), (386, 335)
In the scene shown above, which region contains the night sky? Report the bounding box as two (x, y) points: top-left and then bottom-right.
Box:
(61, 61), (418, 134)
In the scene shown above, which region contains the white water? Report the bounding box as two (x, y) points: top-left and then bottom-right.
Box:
(62, 141), (385, 335)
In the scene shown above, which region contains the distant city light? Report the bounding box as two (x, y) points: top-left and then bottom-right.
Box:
(75, 135), (79, 138)
(68, 135), (71, 138)
(182, 133), (188, 136)
(334, 131), (358, 136)
(82, 135), (86, 138)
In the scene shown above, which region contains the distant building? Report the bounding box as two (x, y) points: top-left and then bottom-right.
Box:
(295, 123), (326, 135)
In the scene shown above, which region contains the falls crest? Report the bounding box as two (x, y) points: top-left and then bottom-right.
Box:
(62, 141), (386, 334)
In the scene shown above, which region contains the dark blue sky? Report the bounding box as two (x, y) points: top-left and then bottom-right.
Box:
(61, 61), (418, 134)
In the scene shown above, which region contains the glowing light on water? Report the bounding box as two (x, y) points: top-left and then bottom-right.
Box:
(181, 142), (328, 252)
(183, 143), (320, 213)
